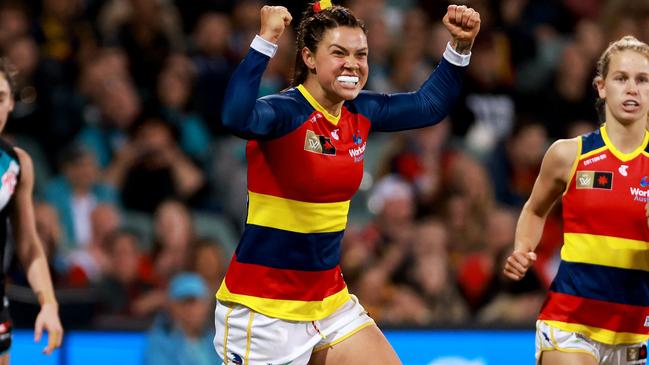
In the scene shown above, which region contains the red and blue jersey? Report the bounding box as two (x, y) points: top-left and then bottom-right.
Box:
(216, 39), (467, 321)
(539, 126), (649, 345)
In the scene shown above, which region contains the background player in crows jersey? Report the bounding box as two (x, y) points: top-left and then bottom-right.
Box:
(0, 59), (62, 363)
(504, 36), (649, 365)
(213, 1), (480, 364)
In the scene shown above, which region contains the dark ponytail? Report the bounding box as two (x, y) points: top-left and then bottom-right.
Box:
(291, 3), (366, 86)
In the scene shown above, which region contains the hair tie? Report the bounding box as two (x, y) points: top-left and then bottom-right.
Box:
(313, 0), (333, 13)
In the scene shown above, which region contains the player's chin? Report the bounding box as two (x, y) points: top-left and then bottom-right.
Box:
(336, 87), (362, 101)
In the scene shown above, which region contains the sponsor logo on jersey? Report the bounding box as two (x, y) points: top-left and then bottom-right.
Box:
(348, 141), (366, 162)
(347, 130), (365, 162)
(619, 164), (629, 176)
(582, 153), (607, 166)
(331, 129), (340, 141)
(630, 187), (649, 202)
(576, 171), (613, 190)
(352, 130), (363, 145)
(641, 176), (649, 187)
(304, 130), (336, 155)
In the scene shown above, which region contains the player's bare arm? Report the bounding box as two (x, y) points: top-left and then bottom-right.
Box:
(504, 138), (578, 281)
(10, 148), (63, 354)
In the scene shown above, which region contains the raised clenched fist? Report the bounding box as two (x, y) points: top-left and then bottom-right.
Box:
(442, 5), (481, 54)
(260, 6), (293, 44)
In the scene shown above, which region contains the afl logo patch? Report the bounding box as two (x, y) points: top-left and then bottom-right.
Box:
(576, 171), (612, 190)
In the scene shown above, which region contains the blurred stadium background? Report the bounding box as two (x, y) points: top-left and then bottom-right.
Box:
(1, 0), (648, 364)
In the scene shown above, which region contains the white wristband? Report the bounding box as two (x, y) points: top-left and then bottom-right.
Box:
(443, 42), (471, 67)
(251, 35), (278, 58)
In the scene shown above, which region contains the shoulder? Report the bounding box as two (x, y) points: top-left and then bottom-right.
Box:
(259, 88), (302, 104)
(548, 137), (579, 156)
(13, 147), (33, 169)
(260, 88), (317, 125)
(543, 137), (580, 176)
(346, 90), (384, 116)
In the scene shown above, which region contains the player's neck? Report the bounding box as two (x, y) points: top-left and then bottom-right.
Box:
(301, 80), (343, 117)
(604, 119), (647, 153)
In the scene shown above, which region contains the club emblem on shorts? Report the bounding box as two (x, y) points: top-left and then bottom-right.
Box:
(304, 130), (336, 155)
(627, 344), (647, 361)
(576, 171), (613, 190)
(229, 351), (243, 365)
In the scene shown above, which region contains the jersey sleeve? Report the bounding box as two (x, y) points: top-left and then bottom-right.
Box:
(358, 44), (468, 132)
(221, 36), (297, 140)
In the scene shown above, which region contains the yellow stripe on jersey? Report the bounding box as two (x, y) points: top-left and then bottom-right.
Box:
(544, 320), (649, 345)
(247, 191), (349, 233)
(562, 233), (649, 271)
(217, 281), (350, 321)
(296, 85), (341, 125)
(601, 126), (649, 162)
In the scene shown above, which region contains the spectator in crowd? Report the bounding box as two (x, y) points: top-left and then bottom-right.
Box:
(143, 272), (217, 365)
(188, 238), (226, 296)
(42, 144), (118, 251)
(66, 203), (121, 287)
(487, 120), (548, 207)
(151, 200), (196, 283)
(155, 55), (211, 165)
(95, 229), (162, 325)
(105, 117), (206, 212)
(190, 12), (235, 134)
(78, 74), (142, 168)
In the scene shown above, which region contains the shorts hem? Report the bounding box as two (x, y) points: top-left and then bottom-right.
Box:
(313, 320), (375, 352)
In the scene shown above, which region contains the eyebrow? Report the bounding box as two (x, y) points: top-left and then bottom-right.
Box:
(329, 44), (368, 52)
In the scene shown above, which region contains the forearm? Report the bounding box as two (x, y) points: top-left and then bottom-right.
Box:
(19, 240), (57, 306)
(369, 44), (470, 132)
(221, 36), (280, 138)
(514, 202), (547, 253)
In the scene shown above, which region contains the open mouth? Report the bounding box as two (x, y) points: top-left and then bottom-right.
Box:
(622, 100), (640, 112)
(336, 75), (359, 87)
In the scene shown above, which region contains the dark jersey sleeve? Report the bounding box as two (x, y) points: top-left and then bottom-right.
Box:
(355, 58), (465, 132)
(221, 48), (301, 140)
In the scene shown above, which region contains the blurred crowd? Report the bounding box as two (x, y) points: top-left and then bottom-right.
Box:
(1, 0), (648, 337)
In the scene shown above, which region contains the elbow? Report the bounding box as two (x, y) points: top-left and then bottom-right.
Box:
(220, 108), (237, 130)
(220, 108), (244, 134)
